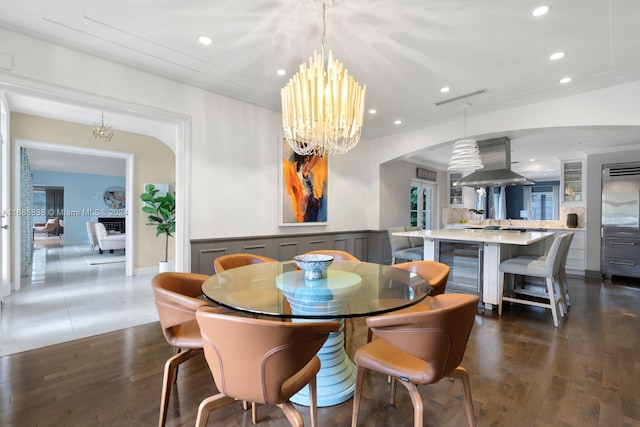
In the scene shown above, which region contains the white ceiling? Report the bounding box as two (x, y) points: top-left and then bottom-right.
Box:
(2, 0), (640, 179)
(26, 148), (126, 177)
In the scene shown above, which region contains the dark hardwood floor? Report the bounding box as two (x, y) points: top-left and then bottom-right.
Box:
(0, 275), (639, 427)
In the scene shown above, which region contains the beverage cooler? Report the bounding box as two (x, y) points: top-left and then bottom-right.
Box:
(438, 241), (483, 295)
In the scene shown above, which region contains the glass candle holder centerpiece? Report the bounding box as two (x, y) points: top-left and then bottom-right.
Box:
(293, 254), (334, 280)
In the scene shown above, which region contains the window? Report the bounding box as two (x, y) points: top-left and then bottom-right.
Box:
(32, 189), (46, 224)
(524, 184), (559, 220)
(410, 180), (435, 229)
(477, 183), (559, 220)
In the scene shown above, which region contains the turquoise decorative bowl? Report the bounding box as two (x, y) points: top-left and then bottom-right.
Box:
(294, 254), (334, 280)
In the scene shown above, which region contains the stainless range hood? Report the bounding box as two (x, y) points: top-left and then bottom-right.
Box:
(453, 137), (535, 187)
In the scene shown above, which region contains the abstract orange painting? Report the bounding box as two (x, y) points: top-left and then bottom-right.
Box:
(281, 138), (328, 224)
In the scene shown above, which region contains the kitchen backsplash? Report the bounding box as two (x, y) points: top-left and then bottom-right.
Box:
(443, 207), (586, 229)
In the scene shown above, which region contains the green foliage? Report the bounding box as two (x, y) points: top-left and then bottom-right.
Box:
(140, 184), (175, 262)
(468, 208), (485, 215)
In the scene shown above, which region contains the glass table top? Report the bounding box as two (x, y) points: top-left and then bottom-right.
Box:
(201, 260), (430, 319)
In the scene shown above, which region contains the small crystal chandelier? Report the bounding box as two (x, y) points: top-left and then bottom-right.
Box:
(93, 112), (114, 142)
(281, 0), (367, 156)
(448, 104), (483, 171)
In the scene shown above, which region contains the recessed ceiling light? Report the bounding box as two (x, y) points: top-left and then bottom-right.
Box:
(276, 69), (286, 76)
(440, 86), (450, 93)
(198, 35), (212, 46)
(369, 109), (377, 114)
(560, 76), (572, 84)
(394, 120), (402, 125)
(550, 51), (565, 61)
(532, 5), (551, 17)
(529, 158), (536, 162)
(577, 140), (588, 145)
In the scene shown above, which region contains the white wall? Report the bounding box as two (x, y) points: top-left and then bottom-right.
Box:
(379, 160), (446, 229)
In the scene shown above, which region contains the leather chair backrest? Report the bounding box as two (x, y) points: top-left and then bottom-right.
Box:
(151, 272), (210, 345)
(305, 249), (360, 261)
(196, 307), (339, 405)
(393, 260), (450, 296)
(366, 293), (478, 382)
(214, 253), (277, 273)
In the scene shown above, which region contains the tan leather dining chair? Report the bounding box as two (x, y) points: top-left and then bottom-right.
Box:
(305, 249), (359, 261)
(394, 260), (450, 296)
(151, 272), (216, 427)
(195, 307), (339, 427)
(212, 252), (278, 419)
(367, 260), (451, 343)
(352, 293), (479, 427)
(213, 253), (276, 273)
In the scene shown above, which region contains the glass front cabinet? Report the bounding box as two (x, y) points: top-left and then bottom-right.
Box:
(448, 172), (464, 206)
(561, 160), (585, 205)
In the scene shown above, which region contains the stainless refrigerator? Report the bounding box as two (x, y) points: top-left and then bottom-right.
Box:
(601, 162), (640, 278)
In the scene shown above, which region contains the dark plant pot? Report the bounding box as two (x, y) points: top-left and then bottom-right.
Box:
(566, 213), (578, 228)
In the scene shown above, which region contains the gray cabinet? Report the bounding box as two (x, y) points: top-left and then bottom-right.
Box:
(601, 231), (640, 278)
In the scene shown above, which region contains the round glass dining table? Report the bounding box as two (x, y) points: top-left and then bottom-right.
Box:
(201, 259), (430, 407)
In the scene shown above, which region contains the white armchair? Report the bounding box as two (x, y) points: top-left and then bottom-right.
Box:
(86, 222), (98, 251)
(94, 222), (126, 254)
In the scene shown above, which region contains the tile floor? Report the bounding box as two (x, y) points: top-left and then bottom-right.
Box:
(0, 237), (158, 356)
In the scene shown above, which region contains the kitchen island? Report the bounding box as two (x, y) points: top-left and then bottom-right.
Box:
(393, 228), (556, 309)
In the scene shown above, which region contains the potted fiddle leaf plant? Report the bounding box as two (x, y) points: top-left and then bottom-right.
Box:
(140, 184), (175, 272)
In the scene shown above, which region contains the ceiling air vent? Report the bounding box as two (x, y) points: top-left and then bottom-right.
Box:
(603, 163), (640, 179)
(435, 89), (487, 106)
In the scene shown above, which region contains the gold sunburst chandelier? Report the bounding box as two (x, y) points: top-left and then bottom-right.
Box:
(281, 0), (366, 156)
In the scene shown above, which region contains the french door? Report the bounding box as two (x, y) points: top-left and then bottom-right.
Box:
(410, 180), (436, 230)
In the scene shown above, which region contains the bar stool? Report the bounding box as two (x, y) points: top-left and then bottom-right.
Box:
(498, 233), (570, 327)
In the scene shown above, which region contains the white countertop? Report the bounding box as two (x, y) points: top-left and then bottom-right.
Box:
(444, 224), (585, 231)
(394, 229), (556, 245)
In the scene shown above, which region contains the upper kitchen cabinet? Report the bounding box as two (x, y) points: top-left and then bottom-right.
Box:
(561, 160), (585, 206)
(448, 172), (464, 206)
